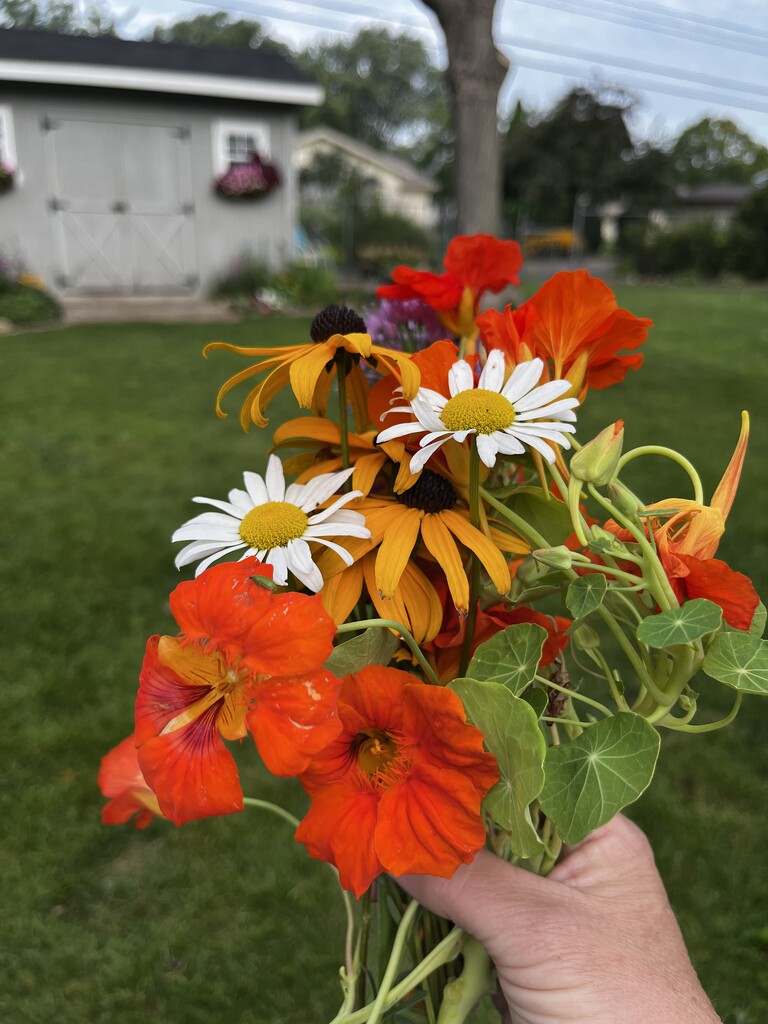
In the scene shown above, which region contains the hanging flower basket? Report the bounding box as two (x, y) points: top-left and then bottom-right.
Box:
(214, 152), (280, 200)
(0, 162), (14, 195)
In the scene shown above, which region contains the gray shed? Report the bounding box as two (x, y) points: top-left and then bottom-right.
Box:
(0, 29), (322, 296)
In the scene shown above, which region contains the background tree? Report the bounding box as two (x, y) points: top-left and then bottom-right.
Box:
(502, 85), (673, 243)
(670, 117), (768, 185)
(148, 12), (288, 55)
(420, 0), (507, 235)
(0, 0), (115, 34)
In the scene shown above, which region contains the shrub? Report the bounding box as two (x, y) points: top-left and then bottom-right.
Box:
(620, 220), (726, 279)
(211, 253), (276, 299)
(725, 187), (768, 280)
(277, 262), (338, 308)
(0, 285), (60, 325)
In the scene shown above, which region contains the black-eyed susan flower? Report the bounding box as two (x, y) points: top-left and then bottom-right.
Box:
(204, 304), (420, 431)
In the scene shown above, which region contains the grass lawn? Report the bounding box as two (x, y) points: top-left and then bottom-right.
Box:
(2, 284), (767, 1023)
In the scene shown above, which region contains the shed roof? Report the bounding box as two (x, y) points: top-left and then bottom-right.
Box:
(0, 28), (323, 105)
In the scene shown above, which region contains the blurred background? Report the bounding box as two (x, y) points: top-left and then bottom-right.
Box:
(1, 1), (766, 1022)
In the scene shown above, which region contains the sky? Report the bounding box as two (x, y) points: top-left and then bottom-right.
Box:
(110, 0), (768, 147)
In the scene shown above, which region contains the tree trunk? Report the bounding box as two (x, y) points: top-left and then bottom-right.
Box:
(422, 0), (508, 235)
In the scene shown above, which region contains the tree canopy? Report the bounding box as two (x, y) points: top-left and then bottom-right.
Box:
(0, 0), (115, 34)
(670, 117), (768, 185)
(148, 12), (289, 56)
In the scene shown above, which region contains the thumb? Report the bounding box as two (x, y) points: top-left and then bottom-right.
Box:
(396, 849), (554, 955)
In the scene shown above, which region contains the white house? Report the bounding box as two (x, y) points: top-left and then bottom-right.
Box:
(0, 28), (322, 296)
(295, 125), (438, 227)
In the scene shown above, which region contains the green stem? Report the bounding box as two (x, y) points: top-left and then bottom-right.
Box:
(330, 928), (465, 1024)
(587, 484), (678, 612)
(435, 936), (492, 1024)
(480, 487), (550, 549)
(355, 890), (372, 1010)
(660, 692), (742, 732)
(242, 797), (300, 829)
(366, 900), (420, 1024)
(533, 674), (613, 717)
(617, 445), (705, 505)
(336, 618), (440, 686)
(590, 648), (631, 712)
(460, 441), (482, 677)
(645, 646), (699, 723)
(337, 358), (351, 473)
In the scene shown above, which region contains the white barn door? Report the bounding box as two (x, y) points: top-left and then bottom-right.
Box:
(44, 116), (198, 293)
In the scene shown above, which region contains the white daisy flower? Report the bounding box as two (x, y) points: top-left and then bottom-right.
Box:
(172, 454), (370, 591)
(377, 351), (579, 471)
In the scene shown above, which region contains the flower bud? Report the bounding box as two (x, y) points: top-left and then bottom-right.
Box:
(570, 421), (624, 487)
(515, 554), (548, 586)
(532, 545), (574, 571)
(571, 623), (601, 650)
(606, 480), (644, 517)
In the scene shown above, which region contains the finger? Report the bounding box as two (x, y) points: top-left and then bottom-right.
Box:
(396, 849), (550, 953)
(548, 814), (659, 892)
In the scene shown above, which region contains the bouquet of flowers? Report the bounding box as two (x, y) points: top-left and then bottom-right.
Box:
(99, 234), (764, 1023)
(215, 152), (281, 199)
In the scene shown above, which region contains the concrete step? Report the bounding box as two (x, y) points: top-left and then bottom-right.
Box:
(61, 296), (241, 324)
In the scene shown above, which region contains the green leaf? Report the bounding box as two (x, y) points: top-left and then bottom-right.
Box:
(702, 632), (768, 694)
(496, 486), (574, 546)
(451, 677), (546, 857)
(468, 623), (548, 694)
(539, 713), (660, 844)
(750, 602), (766, 638)
(565, 574), (608, 619)
(522, 687), (548, 718)
(324, 627), (400, 676)
(636, 598), (722, 648)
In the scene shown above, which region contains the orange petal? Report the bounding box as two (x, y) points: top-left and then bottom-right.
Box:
(321, 560), (364, 623)
(375, 507), (422, 599)
(248, 670), (342, 776)
(353, 452), (388, 495)
(675, 554), (759, 632)
(420, 513), (469, 613)
(711, 411), (749, 523)
(439, 509), (511, 598)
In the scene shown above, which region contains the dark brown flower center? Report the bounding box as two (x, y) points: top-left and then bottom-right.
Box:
(310, 304), (367, 342)
(397, 469), (458, 513)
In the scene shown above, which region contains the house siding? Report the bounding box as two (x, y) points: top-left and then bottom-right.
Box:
(0, 84), (299, 295)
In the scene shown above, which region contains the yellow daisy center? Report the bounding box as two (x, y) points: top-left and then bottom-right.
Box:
(239, 501), (308, 550)
(441, 388), (516, 434)
(354, 729), (399, 776)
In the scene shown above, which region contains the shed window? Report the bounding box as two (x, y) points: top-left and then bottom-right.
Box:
(213, 120), (270, 175)
(0, 106), (16, 167)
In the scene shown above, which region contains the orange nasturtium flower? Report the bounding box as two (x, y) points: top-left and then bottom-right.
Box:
(134, 558), (340, 825)
(204, 304), (418, 431)
(295, 665), (499, 897)
(377, 234), (523, 346)
(608, 413), (759, 630)
(477, 270), (652, 397)
(99, 734), (164, 829)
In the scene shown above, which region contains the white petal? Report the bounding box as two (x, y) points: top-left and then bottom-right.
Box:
(296, 467), (356, 512)
(377, 419), (426, 443)
(264, 454), (286, 501)
(419, 430), (452, 447)
(478, 348), (506, 392)
(194, 544), (246, 576)
(515, 400), (579, 422)
(306, 535), (356, 564)
(501, 358), (545, 403)
(242, 471), (269, 506)
(508, 429), (558, 462)
(190, 495), (244, 517)
(227, 488), (254, 514)
(285, 539), (323, 592)
(476, 433), (499, 468)
(410, 436), (450, 472)
(512, 422), (576, 442)
(411, 394), (448, 433)
(448, 360), (474, 396)
(380, 404), (416, 420)
(418, 387), (448, 409)
(266, 546), (289, 585)
(513, 379), (572, 413)
(494, 433), (526, 456)
(324, 509), (367, 526)
(305, 521), (371, 539)
(174, 540), (242, 569)
(308, 490), (362, 524)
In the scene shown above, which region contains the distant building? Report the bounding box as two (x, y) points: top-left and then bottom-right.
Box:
(295, 125), (438, 227)
(650, 183), (755, 232)
(0, 29), (322, 295)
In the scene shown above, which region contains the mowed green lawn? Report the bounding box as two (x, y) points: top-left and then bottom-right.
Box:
(1, 284), (767, 1023)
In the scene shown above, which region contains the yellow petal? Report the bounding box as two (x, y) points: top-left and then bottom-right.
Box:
(397, 561), (443, 643)
(353, 452), (388, 495)
(371, 346), (421, 400)
(322, 561), (364, 624)
(295, 456), (343, 484)
(310, 359), (336, 418)
(204, 341), (309, 358)
(273, 416), (342, 447)
(347, 361), (371, 433)
(375, 507), (422, 599)
(440, 509), (511, 597)
(336, 332), (373, 358)
(362, 553), (414, 637)
(239, 361), (294, 429)
(711, 410), (749, 522)
(290, 343), (335, 409)
(420, 513), (469, 613)
(488, 523), (530, 556)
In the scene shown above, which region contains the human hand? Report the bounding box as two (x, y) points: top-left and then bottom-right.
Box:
(399, 815), (720, 1024)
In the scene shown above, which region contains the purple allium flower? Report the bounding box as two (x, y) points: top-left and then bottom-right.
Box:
(364, 299), (447, 354)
